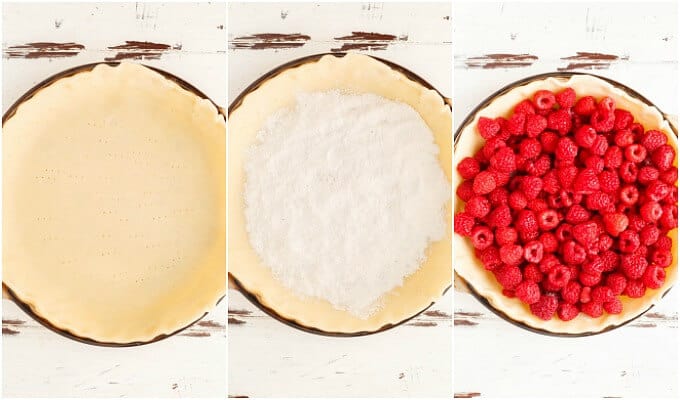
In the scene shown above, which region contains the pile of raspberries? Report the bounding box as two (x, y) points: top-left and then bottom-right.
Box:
(454, 87), (678, 321)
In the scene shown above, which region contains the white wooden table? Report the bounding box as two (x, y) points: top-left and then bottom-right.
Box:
(453, 2), (679, 398)
(227, 2), (453, 397)
(2, 3), (226, 397)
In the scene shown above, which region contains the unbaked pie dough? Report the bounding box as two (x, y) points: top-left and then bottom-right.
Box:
(454, 74), (678, 334)
(3, 62), (225, 343)
(228, 53), (452, 333)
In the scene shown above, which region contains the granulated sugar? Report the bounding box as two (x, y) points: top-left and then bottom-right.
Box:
(244, 91), (450, 318)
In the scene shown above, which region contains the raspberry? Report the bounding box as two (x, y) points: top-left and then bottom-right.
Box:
(651, 144), (675, 171)
(563, 240), (587, 265)
(465, 196), (491, 218)
(546, 265), (571, 289)
(533, 90), (556, 111)
(592, 135), (609, 156)
(599, 234), (614, 251)
(495, 264), (522, 289)
(495, 226), (518, 246)
(591, 286), (614, 304)
(530, 294), (559, 320)
(640, 201), (663, 222)
(542, 171), (560, 194)
(557, 302), (579, 321)
(482, 137), (507, 160)
(603, 298), (623, 314)
(603, 146), (623, 169)
(614, 129), (635, 147)
(599, 170), (620, 193)
(528, 198), (548, 213)
(555, 137), (578, 161)
(582, 258), (605, 275)
(572, 221), (599, 246)
(572, 124), (596, 148)
(557, 165), (578, 188)
(579, 271), (601, 287)
(477, 116), (501, 139)
(525, 113), (547, 137)
(508, 191), (528, 210)
(663, 187), (678, 205)
(614, 109), (633, 130)
(659, 168), (678, 185)
(539, 232), (559, 253)
(584, 155), (604, 173)
(581, 301), (603, 318)
(565, 205), (589, 224)
(548, 109), (572, 135)
(585, 192), (611, 211)
(488, 188), (509, 206)
(523, 240), (544, 263)
(516, 210), (539, 237)
(606, 273), (628, 295)
(515, 280), (541, 304)
(489, 169), (511, 187)
(573, 168), (600, 194)
(502, 289), (515, 298)
(630, 122), (645, 136)
(519, 138), (542, 159)
(454, 212), (475, 236)
(619, 185), (639, 206)
(487, 205), (512, 228)
(625, 279), (646, 298)
(580, 286), (592, 303)
(489, 147), (516, 173)
(456, 180), (475, 201)
(540, 131), (559, 153)
(655, 236), (672, 251)
(520, 176), (543, 199)
(506, 113), (526, 136)
(555, 223), (573, 242)
(601, 250), (620, 272)
(556, 88), (576, 109)
(471, 226), (494, 250)
(602, 213), (628, 236)
(646, 180), (671, 202)
(525, 154), (551, 176)
(650, 248), (672, 268)
(590, 109), (615, 132)
(574, 96), (596, 116)
(618, 229), (641, 253)
(638, 166), (659, 185)
(620, 161), (638, 183)
(514, 99), (536, 115)
(524, 264), (544, 283)
(660, 204), (678, 229)
(477, 247), (502, 271)
(640, 224), (660, 246)
(640, 129), (667, 151)
(500, 244), (523, 265)
(624, 144), (647, 163)
(642, 265), (665, 289)
(473, 171), (496, 195)
(560, 281), (581, 304)
(621, 254), (647, 279)
(598, 96), (615, 112)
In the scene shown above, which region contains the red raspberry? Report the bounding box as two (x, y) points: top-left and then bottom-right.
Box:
(487, 205), (512, 228)
(619, 185), (639, 206)
(465, 196), (491, 218)
(651, 144), (675, 171)
(650, 248), (672, 268)
(598, 97), (615, 112)
(603, 146), (623, 169)
(494, 264), (522, 289)
(641, 129), (667, 151)
(542, 171), (560, 194)
(573, 168), (600, 194)
(580, 286), (592, 303)
(523, 264), (543, 283)
(528, 198), (549, 213)
(488, 188), (509, 206)
(565, 205), (589, 224)
(592, 135), (609, 156)
(601, 251), (620, 273)
(590, 109), (615, 132)
(546, 265), (571, 289)
(625, 279), (646, 298)
(519, 138), (542, 159)
(606, 273), (628, 295)
(557, 165), (578, 188)
(477, 247), (502, 271)
(555, 223), (573, 242)
(624, 144), (647, 163)
(584, 155), (605, 173)
(632, 244), (648, 258)
(477, 116), (501, 139)
(655, 236), (672, 251)
(454, 212), (475, 236)
(514, 99), (536, 115)
(582, 258), (605, 275)
(489, 169), (511, 187)
(581, 301), (603, 318)
(502, 288), (516, 298)
(646, 180), (671, 202)
(640, 201), (663, 223)
(638, 166), (659, 185)
(585, 192), (611, 211)
(560, 281), (581, 304)
(640, 224), (660, 246)
(539, 232), (559, 253)
(614, 128), (635, 147)
(516, 209), (539, 237)
(628, 214), (647, 232)
(614, 109), (633, 130)
(621, 254), (648, 279)
(523, 240), (544, 263)
(555, 137), (578, 161)
(495, 226), (518, 246)
(533, 90), (556, 111)
(548, 109), (572, 135)
(574, 96), (596, 116)
(500, 244), (523, 265)
(620, 161), (638, 183)
(599, 234), (614, 251)
(630, 122), (645, 136)
(482, 137), (507, 160)
(574, 125), (597, 148)
(591, 286), (614, 304)
(489, 147), (516, 173)
(660, 204), (678, 229)
(601, 213), (628, 236)
(557, 302), (579, 321)
(508, 191), (528, 210)
(506, 113), (526, 136)
(540, 131), (559, 153)
(556, 88), (576, 109)
(659, 168), (678, 185)
(473, 171), (496, 195)
(642, 265), (666, 289)
(520, 176), (543, 199)
(456, 180), (475, 201)
(618, 229), (641, 253)
(563, 240), (587, 265)
(603, 298), (623, 314)
(579, 271), (601, 287)
(471, 226), (494, 250)
(515, 280), (541, 304)
(530, 294), (559, 320)
(599, 170), (620, 193)
(525, 113), (547, 137)
(525, 154), (551, 176)
(663, 187), (678, 205)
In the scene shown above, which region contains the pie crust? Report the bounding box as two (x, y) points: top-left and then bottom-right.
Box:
(228, 53), (452, 333)
(3, 62), (226, 344)
(454, 74), (678, 334)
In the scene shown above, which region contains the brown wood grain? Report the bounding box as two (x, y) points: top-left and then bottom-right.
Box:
(105, 40), (181, 61)
(558, 51), (629, 71)
(229, 33), (310, 50)
(4, 42), (84, 59)
(331, 31), (408, 52)
(455, 392), (481, 398)
(465, 53), (538, 69)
